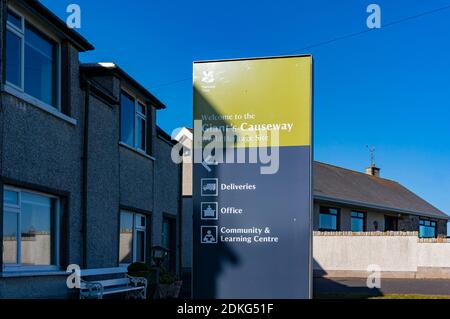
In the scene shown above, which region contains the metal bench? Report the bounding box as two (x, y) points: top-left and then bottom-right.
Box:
(78, 267), (147, 299)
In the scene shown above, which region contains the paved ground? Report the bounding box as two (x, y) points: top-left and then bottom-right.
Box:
(314, 277), (450, 297)
(179, 272), (192, 298)
(178, 276), (450, 298)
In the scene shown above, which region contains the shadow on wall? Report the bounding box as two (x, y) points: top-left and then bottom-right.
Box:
(193, 85), (245, 153)
(197, 241), (240, 298)
(193, 85), (242, 298)
(313, 259), (383, 299)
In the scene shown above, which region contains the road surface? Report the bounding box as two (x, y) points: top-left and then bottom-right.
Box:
(314, 277), (450, 297)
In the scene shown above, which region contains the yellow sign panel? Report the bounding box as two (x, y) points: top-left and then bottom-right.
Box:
(193, 55), (312, 148)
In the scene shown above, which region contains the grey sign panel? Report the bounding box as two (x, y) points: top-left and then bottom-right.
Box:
(193, 146), (312, 298)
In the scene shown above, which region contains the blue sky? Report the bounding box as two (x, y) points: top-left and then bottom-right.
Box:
(42, 0), (450, 227)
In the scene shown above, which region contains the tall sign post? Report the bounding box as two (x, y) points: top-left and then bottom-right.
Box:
(193, 55), (313, 298)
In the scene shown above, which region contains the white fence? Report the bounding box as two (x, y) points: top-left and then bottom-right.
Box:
(313, 231), (450, 279)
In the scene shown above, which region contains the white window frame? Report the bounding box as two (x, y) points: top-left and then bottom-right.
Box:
(6, 8), (25, 92)
(135, 101), (147, 153)
(120, 89), (148, 154)
(5, 6), (62, 111)
(2, 186), (61, 272)
(134, 213), (146, 263)
(119, 210), (147, 266)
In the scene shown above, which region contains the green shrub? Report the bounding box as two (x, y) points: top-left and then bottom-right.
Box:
(159, 267), (180, 284)
(127, 262), (151, 272)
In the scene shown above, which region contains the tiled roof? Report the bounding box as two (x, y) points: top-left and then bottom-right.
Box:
(314, 162), (448, 220)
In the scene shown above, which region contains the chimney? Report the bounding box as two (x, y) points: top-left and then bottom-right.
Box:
(365, 164), (381, 177)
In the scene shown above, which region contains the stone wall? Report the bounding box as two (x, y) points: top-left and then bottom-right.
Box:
(314, 231), (450, 279)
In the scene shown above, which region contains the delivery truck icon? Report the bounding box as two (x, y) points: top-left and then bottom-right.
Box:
(203, 183), (216, 192)
(201, 178), (218, 196)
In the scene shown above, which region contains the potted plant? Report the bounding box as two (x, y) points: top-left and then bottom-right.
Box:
(157, 267), (183, 299)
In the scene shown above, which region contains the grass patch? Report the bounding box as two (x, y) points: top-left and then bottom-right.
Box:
(315, 293), (450, 299)
(371, 294), (450, 299)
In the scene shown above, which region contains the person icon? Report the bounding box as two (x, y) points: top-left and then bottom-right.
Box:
(202, 229), (217, 243)
(201, 226), (218, 244)
(201, 226), (217, 244)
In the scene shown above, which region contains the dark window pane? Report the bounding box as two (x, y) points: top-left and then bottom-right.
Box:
(6, 30), (22, 87)
(351, 218), (364, 232)
(320, 207), (338, 215)
(7, 10), (22, 29)
(136, 231), (145, 263)
(319, 213), (337, 230)
(329, 208), (338, 215)
(119, 212), (134, 264)
(351, 212), (359, 218)
(419, 225), (435, 238)
(3, 210), (18, 264)
(162, 219), (170, 249)
(419, 220), (436, 238)
(120, 93), (135, 147)
(4, 190), (19, 206)
(351, 211), (365, 231)
(139, 216), (146, 227)
(21, 192), (52, 265)
(162, 218), (175, 271)
(137, 102), (145, 115)
(136, 117), (146, 151)
(24, 24), (56, 106)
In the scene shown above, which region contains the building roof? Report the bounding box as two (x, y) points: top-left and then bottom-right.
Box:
(20, 0), (94, 51)
(80, 63), (166, 109)
(173, 127), (193, 144)
(157, 126), (176, 145)
(314, 162), (448, 220)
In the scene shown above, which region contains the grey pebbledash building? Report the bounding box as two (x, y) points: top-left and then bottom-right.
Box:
(0, 0), (181, 298)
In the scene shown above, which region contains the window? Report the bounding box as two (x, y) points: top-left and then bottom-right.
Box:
(319, 207), (339, 231)
(120, 91), (148, 152)
(2, 187), (60, 269)
(351, 211), (366, 232)
(5, 8), (59, 108)
(7, 9), (22, 29)
(162, 217), (176, 271)
(419, 219), (436, 238)
(119, 211), (147, 264)
(384, 215), (398, 231)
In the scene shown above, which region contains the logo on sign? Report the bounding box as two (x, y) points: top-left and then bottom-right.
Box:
(201, 71), (214, 83)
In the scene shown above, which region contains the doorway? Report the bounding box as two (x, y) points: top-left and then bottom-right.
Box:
(384, 215), (399, 231)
